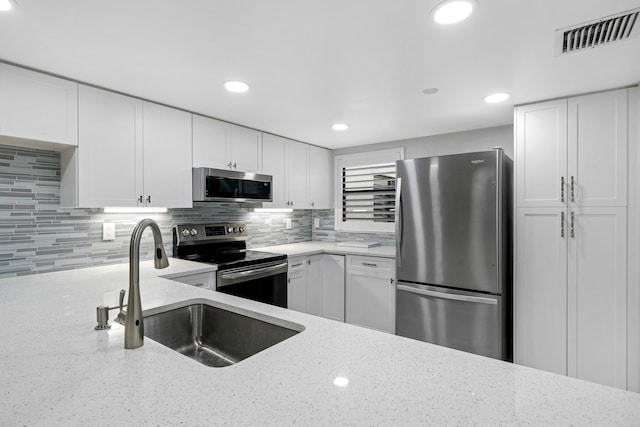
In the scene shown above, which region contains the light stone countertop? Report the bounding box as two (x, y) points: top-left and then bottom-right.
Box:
(1, 258), (639, 426)
(252, 241), (396, 258)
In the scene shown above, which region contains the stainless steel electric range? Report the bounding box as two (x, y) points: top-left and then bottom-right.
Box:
(173, 223), (288, 308)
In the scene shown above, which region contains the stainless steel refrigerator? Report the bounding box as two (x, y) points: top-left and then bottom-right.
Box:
(395, 148), (512, 361)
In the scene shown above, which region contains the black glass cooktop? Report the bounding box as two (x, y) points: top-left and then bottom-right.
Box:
(179, 249), (287, 270)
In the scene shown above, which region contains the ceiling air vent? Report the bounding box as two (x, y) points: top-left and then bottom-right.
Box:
(556, 8), (640, 54)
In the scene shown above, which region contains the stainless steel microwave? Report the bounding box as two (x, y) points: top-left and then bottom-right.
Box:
(193, 167), (272, 203)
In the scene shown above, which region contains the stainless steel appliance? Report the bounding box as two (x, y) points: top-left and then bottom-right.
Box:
(173, 223), (288, 307)
(395, 148), (512, 361)
(193, 167), (272, 203)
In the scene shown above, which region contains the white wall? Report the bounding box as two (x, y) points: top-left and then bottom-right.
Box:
(629, 86), (640, 392)
(332, 125), (513, 160)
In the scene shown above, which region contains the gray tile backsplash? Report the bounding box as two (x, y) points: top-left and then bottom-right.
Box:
(0, 144), (312, 278)
(0, 144), (395, 278)
(311, 209), (396, 246)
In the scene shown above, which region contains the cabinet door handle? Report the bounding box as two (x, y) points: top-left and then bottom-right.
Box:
(233, 162), (237, 169)
(570, 176), (575, 203)
(146, 195), (151, 204)
(570, 211), (575, 238)
(560, 211), (565, 238)
(560, 177), (565, 203)
(310, 201), (315, 207)
(227, 162), (233, 169)
(138, 195), (143, 204)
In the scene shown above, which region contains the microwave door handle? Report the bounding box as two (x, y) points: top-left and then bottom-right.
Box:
(396, 284), (498, 305)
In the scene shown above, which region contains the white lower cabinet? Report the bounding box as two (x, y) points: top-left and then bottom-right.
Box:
(287, 256), (308, 312)
(516, 206), (628, 389)
(345, 255), (395, 334)
(287, 254), (345, 322)
(320, 255), (345, 321)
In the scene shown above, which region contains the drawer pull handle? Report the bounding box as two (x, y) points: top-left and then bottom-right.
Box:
(291, 262), (303, 268)
(362, 262), (378, 267)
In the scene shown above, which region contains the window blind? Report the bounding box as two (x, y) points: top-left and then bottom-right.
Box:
(341, 163), (396, 223)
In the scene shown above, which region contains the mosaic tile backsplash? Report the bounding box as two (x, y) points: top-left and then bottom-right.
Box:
(0, 144), (395, 278)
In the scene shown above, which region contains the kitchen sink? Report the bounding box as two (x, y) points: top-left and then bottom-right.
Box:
(125, 299), (304, 367)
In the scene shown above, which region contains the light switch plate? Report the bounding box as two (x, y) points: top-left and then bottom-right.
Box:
(285, 218), (292, 230)
(313, 218), (320, 229)
(102, 223), (116, 241)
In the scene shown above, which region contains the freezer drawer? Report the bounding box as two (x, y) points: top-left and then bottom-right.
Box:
(396, 281), (506, 360)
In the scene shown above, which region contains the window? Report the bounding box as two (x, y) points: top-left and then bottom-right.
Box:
(334, 148), (404, 233)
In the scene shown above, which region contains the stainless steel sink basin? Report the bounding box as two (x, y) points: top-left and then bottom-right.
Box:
(128, 300), (304, 367)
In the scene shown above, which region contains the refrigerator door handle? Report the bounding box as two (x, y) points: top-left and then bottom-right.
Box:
(395, 177), (402, 267)
(397, 283), (498, 305)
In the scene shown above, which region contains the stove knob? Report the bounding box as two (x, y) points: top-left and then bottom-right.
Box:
(181, 229), (190, 237)
(190, 229), (198, 236)
(233, 227), (239, 233)
(227, 227), (233, 233)
(239, 227), (245, 233)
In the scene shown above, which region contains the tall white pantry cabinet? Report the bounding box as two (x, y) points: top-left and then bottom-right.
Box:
(515, 88), (634, 390)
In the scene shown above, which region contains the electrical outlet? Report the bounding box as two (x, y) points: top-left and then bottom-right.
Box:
(102, 223), (116, 241)
(285, 218), (292, 230)
(313, 218), (320, 229)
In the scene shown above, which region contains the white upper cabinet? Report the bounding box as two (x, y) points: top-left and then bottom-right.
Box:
(192, 114), (229, 170)
(516, 89), (628, 208)
(141, 101), (193, 208)
(0, 63), (78, 146)
(192, 115), (262, 173)
(229, 124), (262, 173)
(308, 145), (333, 209)
(515, 99), (568, 207)
(285, 139), (309, 209)
(75, 85), (143, 207)
(568, 90), (627, 207)
(63, 85), (192, 208)
(262, 134), (287, 208)
(262, 134), (309, 209)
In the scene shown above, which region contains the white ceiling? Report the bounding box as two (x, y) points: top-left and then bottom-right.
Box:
(0, 0), (639, 149)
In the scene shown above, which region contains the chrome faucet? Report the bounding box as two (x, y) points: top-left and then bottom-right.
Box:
(124, 218), (169, 349)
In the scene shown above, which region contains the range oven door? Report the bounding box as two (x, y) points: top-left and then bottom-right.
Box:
(217, 261), (288, 308)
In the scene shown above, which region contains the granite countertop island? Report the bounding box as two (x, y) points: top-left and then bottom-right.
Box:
(1, 259), (639, 426)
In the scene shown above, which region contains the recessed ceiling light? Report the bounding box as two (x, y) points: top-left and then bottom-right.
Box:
(484, 93), (510, 103)
(224, 81), (250, 93)
(0, 0), (13, 12)
(432, 0), (476, 25)
(332, 123), (349, 131)
(422, 88), (439, 95)
(333, 376), (349, 387)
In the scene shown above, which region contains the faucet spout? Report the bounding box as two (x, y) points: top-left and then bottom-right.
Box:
(125, 218), (169, 349)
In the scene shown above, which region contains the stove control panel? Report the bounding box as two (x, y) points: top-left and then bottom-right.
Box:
(173, 223), (248, 244)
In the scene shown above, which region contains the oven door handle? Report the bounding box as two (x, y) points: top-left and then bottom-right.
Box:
(218, 262), (288, 287)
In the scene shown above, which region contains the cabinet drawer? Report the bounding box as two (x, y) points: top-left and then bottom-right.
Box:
(288, 256), (307, 273)
(347, 256), (394, 273)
